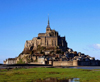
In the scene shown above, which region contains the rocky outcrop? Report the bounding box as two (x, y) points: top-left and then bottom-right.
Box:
(16, 54), (32, 64)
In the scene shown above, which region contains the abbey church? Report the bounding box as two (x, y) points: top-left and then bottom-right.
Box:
(24, 18), (67, 51)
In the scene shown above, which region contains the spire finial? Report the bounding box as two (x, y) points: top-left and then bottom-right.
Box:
(48, 14), (49, 25)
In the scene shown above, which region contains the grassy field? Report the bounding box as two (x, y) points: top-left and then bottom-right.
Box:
(0, 67), (100, 82)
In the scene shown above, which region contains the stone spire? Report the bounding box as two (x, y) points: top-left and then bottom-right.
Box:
(48, 16), (49, 25)
(46, 15), (50, 28)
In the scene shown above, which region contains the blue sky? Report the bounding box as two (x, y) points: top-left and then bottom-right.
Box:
(0, 0), (100, 63)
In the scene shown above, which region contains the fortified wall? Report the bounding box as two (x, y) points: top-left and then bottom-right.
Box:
(30, 60), (100, 66)
(52, 60), (100, 66)
(52, 60), (77, 66)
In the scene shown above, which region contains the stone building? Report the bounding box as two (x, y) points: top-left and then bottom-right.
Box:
(3, 58), (16, 64)
(24, 18), (67, 51)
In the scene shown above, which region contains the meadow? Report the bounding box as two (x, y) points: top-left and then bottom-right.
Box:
(0, 67), (100, 82)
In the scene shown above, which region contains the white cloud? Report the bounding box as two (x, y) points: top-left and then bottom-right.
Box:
(93, 44), (100, 49)
(83, 44), (99, 51)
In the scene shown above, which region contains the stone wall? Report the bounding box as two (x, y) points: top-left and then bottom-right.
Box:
(52, 60), (100, 66)
(73, 60), (78, 66)
(30, 62), (42, 64)
(78, 60), (100, 66)
(53, 61), (73, 66)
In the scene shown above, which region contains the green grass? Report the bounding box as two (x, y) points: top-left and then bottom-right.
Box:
(0, 67), (100, 82)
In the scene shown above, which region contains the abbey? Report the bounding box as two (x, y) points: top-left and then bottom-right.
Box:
(4, 18), (99, 66)
(24, 18), (67, 51)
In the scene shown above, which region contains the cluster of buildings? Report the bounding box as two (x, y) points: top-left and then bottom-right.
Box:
(64, 49), (95, 61)
(3, 58), (16, 64)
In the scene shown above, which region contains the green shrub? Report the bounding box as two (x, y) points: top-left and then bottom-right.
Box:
(17, 59), (25, 64)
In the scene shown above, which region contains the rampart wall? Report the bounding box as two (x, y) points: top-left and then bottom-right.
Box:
(30, 62), (42, 64)
(53, 61), (73, 66)
(52, 60), (100, 66)
(78, 60), (100, 66)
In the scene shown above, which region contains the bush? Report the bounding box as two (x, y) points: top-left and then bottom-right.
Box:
(26, 58), (31, 63)
(17, 59), (25, 64)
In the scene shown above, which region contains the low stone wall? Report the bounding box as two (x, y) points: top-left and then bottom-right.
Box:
(53, 61), (73, 66)
(78, 60), (100, 66)
(30, 62), (44, 64)
(73, 60), (78, 66)
(30, 60), (100, 66)
(52, 60), (100, 66)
